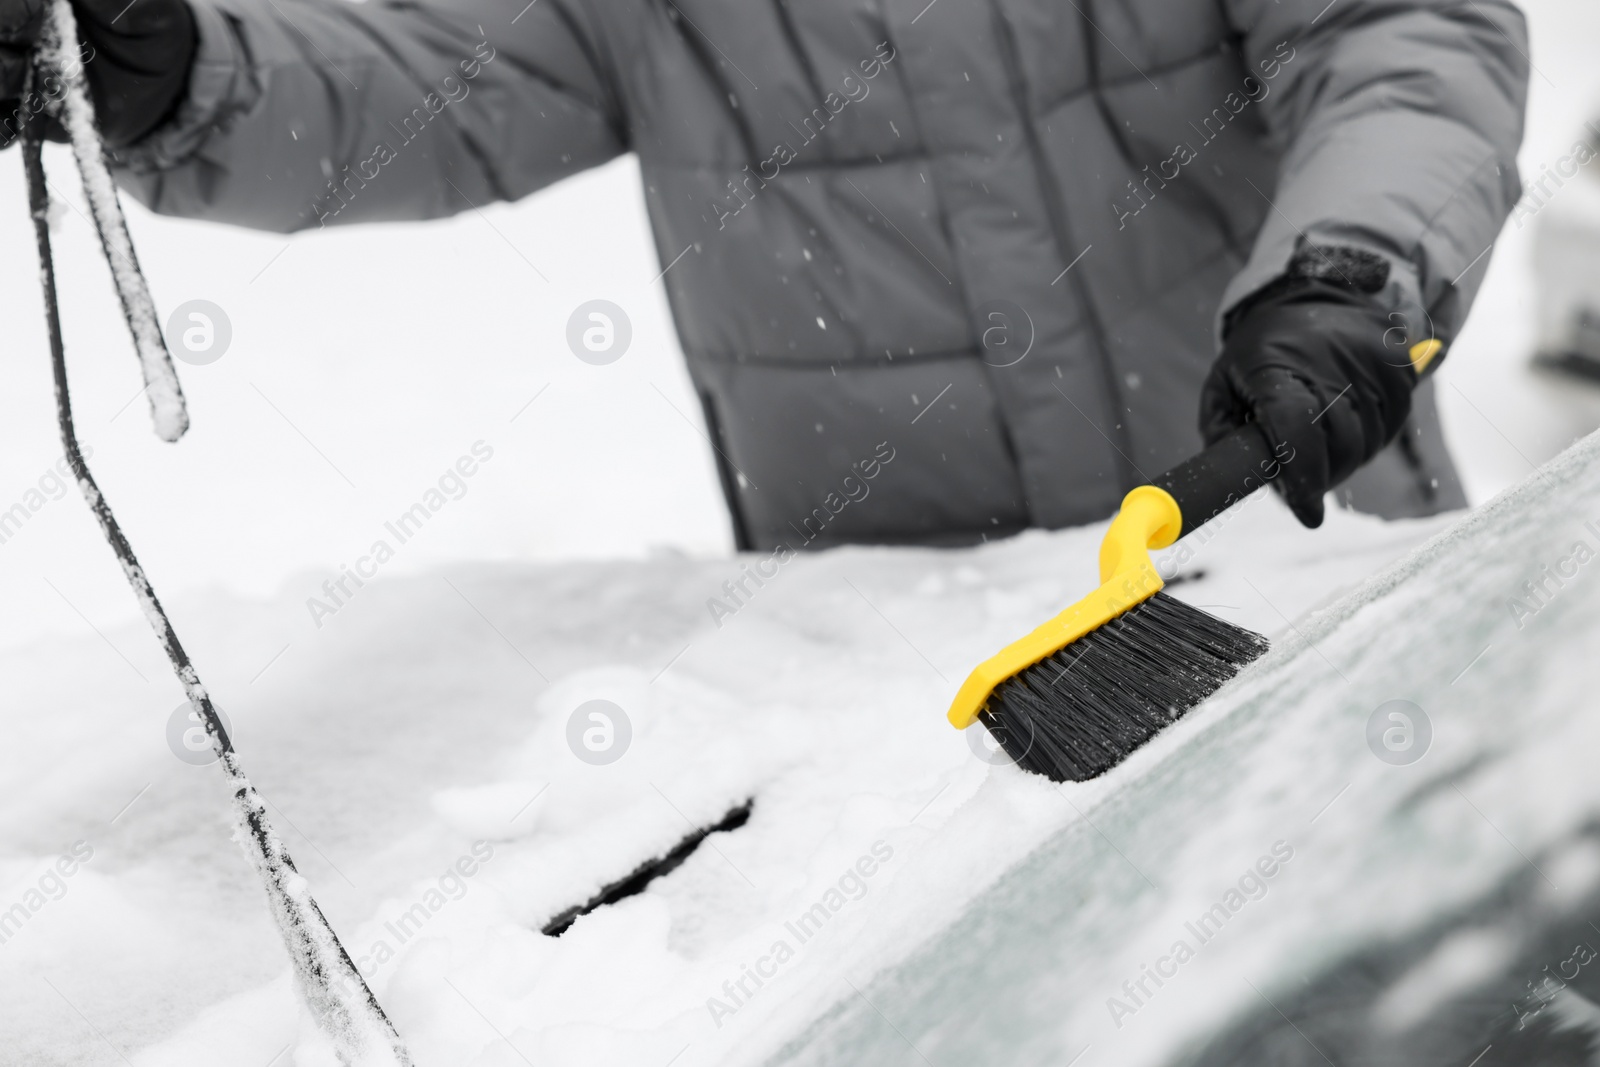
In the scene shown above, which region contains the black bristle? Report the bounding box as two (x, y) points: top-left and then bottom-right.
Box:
(978, 592), (1269, 782)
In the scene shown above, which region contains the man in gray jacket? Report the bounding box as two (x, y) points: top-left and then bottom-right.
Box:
(0, 0), (1527, 549)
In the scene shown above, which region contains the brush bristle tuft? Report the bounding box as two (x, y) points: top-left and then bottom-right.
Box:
(978, 592), (1269, 782)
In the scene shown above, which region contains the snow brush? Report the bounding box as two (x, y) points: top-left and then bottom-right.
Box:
(949, 426), (1281, 782)
(21, 5), (412, 1064)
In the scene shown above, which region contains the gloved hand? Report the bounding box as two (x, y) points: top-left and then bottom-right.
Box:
(1200, 271), (1429, 528)
(0, 0), (196, 149)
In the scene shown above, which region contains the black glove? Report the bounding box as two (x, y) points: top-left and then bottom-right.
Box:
(1, 0), (196, 149)
(1200, 262), (1426, 529)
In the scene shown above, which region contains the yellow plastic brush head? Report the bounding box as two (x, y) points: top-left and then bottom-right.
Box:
(946, 485), (1184, 730)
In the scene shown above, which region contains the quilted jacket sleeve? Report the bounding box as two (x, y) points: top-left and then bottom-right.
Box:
(1219, 0), (1529, 346)
(115, 0), (626, 232)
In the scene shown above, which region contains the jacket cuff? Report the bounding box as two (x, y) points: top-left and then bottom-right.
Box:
(1218, 235), (1433, 355)
(111, 0), (258, 172)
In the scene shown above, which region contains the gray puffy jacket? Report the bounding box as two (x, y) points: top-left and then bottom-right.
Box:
(118, 0), (1528, 548)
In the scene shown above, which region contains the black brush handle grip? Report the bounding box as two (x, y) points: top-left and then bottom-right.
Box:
(1151, 425), (1282, 537)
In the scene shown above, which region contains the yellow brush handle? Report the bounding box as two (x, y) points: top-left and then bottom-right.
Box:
(946, 486), (1182, 730)
(1410, 339), (1444, 374)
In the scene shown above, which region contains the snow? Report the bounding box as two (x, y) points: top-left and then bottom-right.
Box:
(0, 484), (1457, 1065)
(3, 0), (1600, 1063)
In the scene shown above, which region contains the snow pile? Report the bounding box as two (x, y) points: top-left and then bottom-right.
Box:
(0, 472), (1458, 1065)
